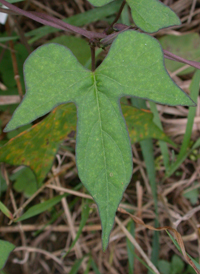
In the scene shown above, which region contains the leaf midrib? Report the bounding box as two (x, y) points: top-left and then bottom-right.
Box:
(93, 73), (109, 231)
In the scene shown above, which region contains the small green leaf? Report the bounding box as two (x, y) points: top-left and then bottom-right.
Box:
(4, 30), (193, 249)
(127, 0), (180, 33)
(10, 167), (38, 198)
(16, 194), (66, 222)
(171, 255), (184, 274)
(88, 0), (180, 33)
(158, 260), (171, 274)
(0, 201), (13, 220)
(183, 187), (199, 205)
(0, 240), (15, 270)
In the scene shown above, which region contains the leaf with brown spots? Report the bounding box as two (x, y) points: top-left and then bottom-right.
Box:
(0, 103), (76, 184)
(122, 104), (175, 146)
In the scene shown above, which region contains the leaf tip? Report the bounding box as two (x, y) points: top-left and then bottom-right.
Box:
(102, 236), (109, 252)
(3, 122), (15, 133)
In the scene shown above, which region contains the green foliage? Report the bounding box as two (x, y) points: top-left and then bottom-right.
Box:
(158, 255), (184, 274)
(158, 255), (198, 274)
(16, 194), (67, 222)
(127, 0), (180, 33)
(183, 183), (199, 205)
(4, 30), (193, 249)
(0, 240), (15, 270)
(10, 167), (38, 197)
(88, 0), (180, 33)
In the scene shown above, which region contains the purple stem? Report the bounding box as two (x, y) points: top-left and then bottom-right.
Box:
(0, 0), (105, 40)
(164, 50), (200, 70)
(31, 12), (105, 39)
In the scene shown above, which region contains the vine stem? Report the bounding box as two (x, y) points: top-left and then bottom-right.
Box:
(90, 45), (96, 72)
(106, 0), (126, 34)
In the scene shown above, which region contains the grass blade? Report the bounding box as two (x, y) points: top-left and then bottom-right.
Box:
(16, 194), (66, 222)
(149, 101), (170, 169)
(0, 201), (13, 220)
(166, 70), (200, 178)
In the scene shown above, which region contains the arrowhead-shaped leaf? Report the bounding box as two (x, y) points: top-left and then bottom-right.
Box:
(4, 30), (194, 249)
(87, 0), (180, 33)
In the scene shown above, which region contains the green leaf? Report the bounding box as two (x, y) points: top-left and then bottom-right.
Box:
(0, 240), (15, 270)
(10, 167), (38, 198)
(0, 104), (77, 184)
(126, 0), (180, 33)
(160, 33), (200, 75)
(171, 255), (184, 274)
(88, 0), (180, 33)
(4, 30), (193, 249)
(183, 187), (199, 205)
(16, 194), (66, 222)
(158, 260), (171, 274)
(122, 105), (175, 145)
